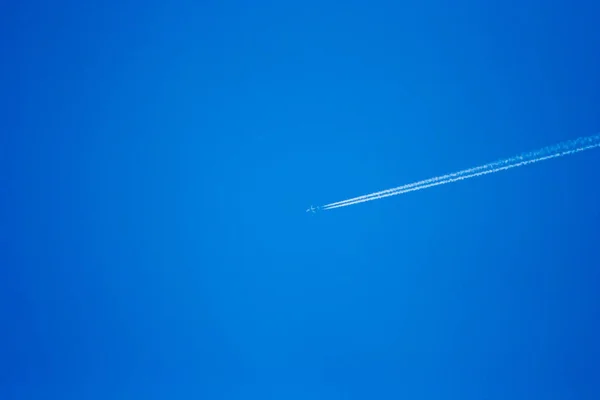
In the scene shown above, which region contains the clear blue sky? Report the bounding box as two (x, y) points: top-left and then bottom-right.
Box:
(3, 1), (600, 398)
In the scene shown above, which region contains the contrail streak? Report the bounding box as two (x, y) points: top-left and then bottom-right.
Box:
(318, 134), (600, 211)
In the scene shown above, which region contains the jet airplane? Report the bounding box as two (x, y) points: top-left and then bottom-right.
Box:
(306, 205), (318, 213)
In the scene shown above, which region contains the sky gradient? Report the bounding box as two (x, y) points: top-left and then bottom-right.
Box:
(3, 1), (600, 398)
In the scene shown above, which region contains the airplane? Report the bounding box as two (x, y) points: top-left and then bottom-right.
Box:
(306, 205), (318, 213)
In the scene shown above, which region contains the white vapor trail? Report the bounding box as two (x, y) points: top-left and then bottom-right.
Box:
(319, 134), (600, 211)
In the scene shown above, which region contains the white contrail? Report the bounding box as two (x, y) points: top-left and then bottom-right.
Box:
(320, 162), (491, 209)
(319, 134), (600, 211)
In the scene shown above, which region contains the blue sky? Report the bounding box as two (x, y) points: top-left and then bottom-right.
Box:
(3, 1), (600, 398)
